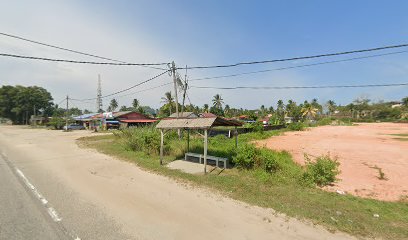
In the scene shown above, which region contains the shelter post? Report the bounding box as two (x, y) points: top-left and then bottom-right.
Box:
(160, 129), (164, 165)
(234, 126), (238, 148)
(204, 129), (208, 174)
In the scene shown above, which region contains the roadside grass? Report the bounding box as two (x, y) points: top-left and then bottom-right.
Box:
(78, 130), (408, 240)
(388, 133), (408, 142)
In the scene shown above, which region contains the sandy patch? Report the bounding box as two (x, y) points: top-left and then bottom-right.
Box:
(257, 123), (408, 201)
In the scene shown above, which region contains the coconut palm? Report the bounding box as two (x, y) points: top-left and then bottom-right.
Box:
(203, 104), (209, 113)
(327, 100), (336, 116)
(212, 94), (224, 109)
(161, 92), (174, 115)
(109, 98), (118, 112)
(301, 104), (318, 120)
(132, 98), (139, 109)
(224, 104), (231, 117)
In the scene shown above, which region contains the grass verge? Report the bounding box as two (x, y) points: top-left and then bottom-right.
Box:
(78, 131), (408, 240)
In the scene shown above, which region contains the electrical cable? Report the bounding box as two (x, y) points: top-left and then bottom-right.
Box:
(0, 32), (168, 70)
(178, 44), (408, 70)
(70, 70), (170, 101)
(189, 50), (408, 82)
(0, 53), (170, 66)
(190, 83), (408, 90)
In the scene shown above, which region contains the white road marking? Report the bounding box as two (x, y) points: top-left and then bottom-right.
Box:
(47, 207), (62, 222)
(15, 168), (49, 205)
(15, 168), (62, 222)
(1, 153), (79, 239)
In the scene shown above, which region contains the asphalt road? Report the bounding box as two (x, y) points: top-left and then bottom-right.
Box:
(0, 154), (69, 240)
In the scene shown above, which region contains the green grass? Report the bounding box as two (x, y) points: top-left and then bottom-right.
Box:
(390, 133), (408, 137)
(78, 131), (408, 240)
(388, 133), (408, 142)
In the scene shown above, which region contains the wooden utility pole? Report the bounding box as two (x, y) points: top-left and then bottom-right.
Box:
(65, 95), (69, 130)
(171, 61), (179, 118)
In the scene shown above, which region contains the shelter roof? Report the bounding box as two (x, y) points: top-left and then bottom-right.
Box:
(156, 117), (241, 130)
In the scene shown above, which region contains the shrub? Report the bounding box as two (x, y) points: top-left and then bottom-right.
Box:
(302, 154), (340, 187)
(287, 122), (305, 131)
(233, 144), (257, 169)
(258, 149), (280, 172)
(117, 126), (161, 155)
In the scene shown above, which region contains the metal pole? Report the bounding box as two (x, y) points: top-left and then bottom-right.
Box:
(204, 129), (208, 174)
(160, 129), (164, 165)
(66, 95), (69, 130)
(187, 129), (190, 152)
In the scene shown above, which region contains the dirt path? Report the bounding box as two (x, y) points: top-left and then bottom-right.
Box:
(0, 125), (355, 240)
(257, 123), (408, 201)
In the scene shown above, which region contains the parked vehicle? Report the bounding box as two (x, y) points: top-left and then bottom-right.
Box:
(63, 124), (85, 131)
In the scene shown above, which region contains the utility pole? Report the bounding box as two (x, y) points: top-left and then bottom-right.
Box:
(181, 65), (188, 115)
(171, 61), (179, 118)
(65, 95), (69, 131)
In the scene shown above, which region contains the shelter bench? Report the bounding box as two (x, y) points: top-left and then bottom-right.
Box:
(184, 152), (228, 169)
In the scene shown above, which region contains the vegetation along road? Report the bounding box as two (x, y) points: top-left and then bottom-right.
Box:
(0, 125), (355, 240)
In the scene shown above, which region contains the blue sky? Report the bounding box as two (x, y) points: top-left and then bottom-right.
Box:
(1, 1), (407, 110)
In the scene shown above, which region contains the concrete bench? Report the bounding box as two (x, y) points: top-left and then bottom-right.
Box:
(185, 152), (228, 169)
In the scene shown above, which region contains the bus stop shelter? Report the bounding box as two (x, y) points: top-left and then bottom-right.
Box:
(156, 117), (242, 173)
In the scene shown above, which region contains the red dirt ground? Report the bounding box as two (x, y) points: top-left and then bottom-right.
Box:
(257, 123), (408, 201)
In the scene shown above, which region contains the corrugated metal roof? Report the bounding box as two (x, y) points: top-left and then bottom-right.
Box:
(168, 112), (197, 118)
(156, 117), (241, 129)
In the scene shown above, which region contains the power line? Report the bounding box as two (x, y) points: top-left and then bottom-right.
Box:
(71, 70), (170, 101)
(0, 53), (170, 66)
(0, 32), (168, 70)
(178, 43), (408, 70)
(190, 83), (408, 90)
(189, 50), (408, 82)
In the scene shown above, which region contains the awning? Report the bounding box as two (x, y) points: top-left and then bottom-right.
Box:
(106, 120), (119, 124)
(120, 119), (157, 123)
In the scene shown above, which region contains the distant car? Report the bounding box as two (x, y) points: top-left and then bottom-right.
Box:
(63, 124), (85, 131)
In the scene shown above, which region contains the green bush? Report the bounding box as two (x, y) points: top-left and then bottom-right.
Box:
(233, 144), (257, 169)
(302, 154), (340, 187)
(117, 126), (161, 155)
(287, 122), (305, 131)
(258, 149), (280, 172)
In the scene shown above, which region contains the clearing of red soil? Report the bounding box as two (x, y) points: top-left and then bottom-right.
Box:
(257, 122), (408, 201)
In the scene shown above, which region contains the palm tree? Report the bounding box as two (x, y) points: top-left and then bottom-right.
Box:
(203, 104), (209, 113)
(301, 104), (318, 120)
(132, 98), (139, 109)
(109, 98), (118, 112)
(161, 92), (174, 115)
(224, 104), (231, 116)
(212, 94), (224, 109)
(327, 100), (336, 116)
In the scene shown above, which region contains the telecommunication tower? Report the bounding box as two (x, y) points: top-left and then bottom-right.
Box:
(96, 74), (103, 113)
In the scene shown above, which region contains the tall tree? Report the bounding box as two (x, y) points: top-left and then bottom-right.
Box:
(203, 104), (209, 113)
(108, 99), (118, 112)
(132, 99), (140, 109)
(212, 94), (224, 110)
(0, 85), (53, 124)
(301, 103), (318, 120)
(327, 100), (336, 116)
(161, 92), (174, 115)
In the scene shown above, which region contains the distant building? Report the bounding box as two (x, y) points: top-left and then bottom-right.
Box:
(91, 111), (157, 130)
